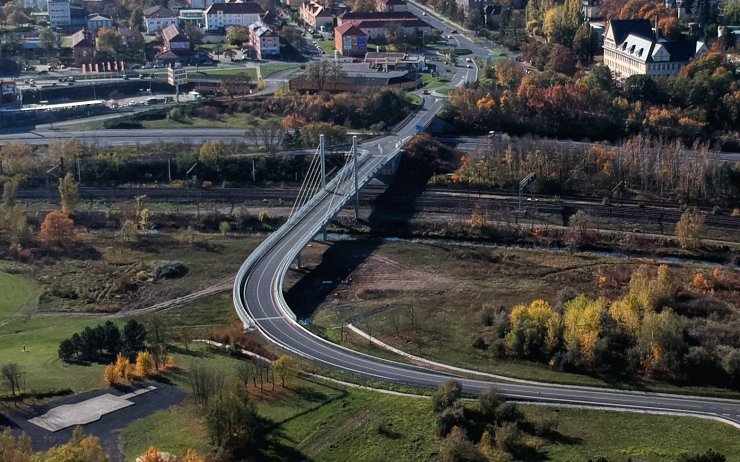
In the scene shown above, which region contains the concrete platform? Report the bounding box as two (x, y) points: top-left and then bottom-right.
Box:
(29, 386), (156, 432)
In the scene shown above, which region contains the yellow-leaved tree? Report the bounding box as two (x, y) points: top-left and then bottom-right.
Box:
(135, 351), (154, 378)
(506, 299), (561, 357)
(563, 295), (605, 366)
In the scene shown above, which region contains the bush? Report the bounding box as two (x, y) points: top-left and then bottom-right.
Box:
(472, 336), (487, 349)
(113, 275), (135, 293)
(155, 262), (189, 280)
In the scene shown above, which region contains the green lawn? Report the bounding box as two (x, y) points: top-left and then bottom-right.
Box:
(420, 73), (452, 88)
(0, 269), (40, 324)
(139, 113), (281, 130)
(318, 39), (336, 55)
(119, 346), (740, 462)
(406, 93), (422, 106)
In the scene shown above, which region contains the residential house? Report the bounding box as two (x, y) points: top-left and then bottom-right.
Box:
(144, 5), (178, 34)
(248, 21), (280, 59)
(204, 2), (264, 31)
(86, 13), (112, 32)
(178, 9), (206, 26)
(375, 0), (407, 12)
(71, 29), (94, 66)
(300, 1), (334, 29)
(602, 19), (707, 79)
(334, 23), (366, 56)
(48, 0), (71, 27)
(162, 24), (191, 51)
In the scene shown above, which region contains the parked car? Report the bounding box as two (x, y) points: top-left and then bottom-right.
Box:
(422, 89), (430, 95)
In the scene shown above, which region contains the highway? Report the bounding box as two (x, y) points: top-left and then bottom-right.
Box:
(232, 96), (740, 428)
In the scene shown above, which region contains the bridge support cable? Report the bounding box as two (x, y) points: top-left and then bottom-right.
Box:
(289, 144), (322, 219)
(352, 136), (359, 220)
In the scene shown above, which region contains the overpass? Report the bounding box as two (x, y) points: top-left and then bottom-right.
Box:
(232, 95), (740, 428)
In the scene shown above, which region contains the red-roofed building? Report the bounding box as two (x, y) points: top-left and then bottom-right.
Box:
(334, 23), (367, 56)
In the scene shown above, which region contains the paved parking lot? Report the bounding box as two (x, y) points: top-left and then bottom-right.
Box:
(4, 382), (187, 462)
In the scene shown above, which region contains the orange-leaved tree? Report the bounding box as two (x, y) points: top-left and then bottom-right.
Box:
(39, 211), (76, 247)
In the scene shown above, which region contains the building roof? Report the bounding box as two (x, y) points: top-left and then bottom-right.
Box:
(354, 18), (430, 29)
(377, 0), (407, 5)
(86, 13), (111, 21)
(335, 22), (365, 36)
(249, 20), (277, 37)
(205, 2), (264, 15)
(71, 29), (92, 47)
(607, 19), (654, 43)
(661, 39), (704, 62)
(144, 5), (176, 18)
(162, 24), (188, 42)
(338, 11), (418, 21)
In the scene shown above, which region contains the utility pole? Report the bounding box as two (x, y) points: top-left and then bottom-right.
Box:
(352, 135), (359, 221)
(76, 157), (81, 183)
(167, 158), (172, 184)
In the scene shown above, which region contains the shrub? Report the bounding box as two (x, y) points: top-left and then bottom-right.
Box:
(472, 336), (487, 349)
(155, 262), (189, 280)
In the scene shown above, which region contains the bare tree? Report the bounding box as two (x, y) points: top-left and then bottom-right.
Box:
(189, 361), (225, 408)
(1, 363), (23, 397)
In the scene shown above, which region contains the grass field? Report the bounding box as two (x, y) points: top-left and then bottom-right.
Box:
(421, 73), (452, 88)
(295, 239), (739, 397)
(317, 39), (336, 55)
(0, 232), (260, 398)
(139, 112), (277, 130)
(119, 346), (740, 462)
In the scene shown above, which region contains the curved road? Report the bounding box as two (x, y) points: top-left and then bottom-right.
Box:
(233, 95), (740, 428)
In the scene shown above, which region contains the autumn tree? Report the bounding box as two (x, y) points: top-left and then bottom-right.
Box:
(199, 141), (231, 173)
(505, 299), (561, 357)
(272, 355), (297, 387)
(0, 428), (32, 462)
(675, 211), (706, 249)
(33, 427), (107, 462)
(349, 0), (376, 12)
(563, 295), (605, 366)
(135, 351), (154, 377)
(205, 384), (259, 449)
(0, 140), (35, 176)
(96, 28), (123, 58)
(226, 26), (249, 45)
(58, 173), (79, 215)
(39, 211), (76, 248)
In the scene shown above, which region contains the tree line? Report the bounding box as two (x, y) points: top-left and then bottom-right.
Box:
(448, 52), (739, 149)
(475, 264), (740, 389)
